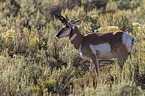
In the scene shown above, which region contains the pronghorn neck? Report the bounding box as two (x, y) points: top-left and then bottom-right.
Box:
(69, 26), (84, 49)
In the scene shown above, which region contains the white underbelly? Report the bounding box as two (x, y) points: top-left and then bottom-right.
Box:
(90, 43), (114, 59)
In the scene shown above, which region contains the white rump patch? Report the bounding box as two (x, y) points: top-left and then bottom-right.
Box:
(70, 33), (77, 41)
(59, 29), (71, 38)
(90, 43), (114, 59)
(122, 33), (135, 52)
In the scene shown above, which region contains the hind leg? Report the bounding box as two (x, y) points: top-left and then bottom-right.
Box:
(113, 51), (125, 70)
(112, 46), (129, 70)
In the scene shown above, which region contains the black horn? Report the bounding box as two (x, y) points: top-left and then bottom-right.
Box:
(57, 14), (68, 24)
(65, 15), (69, 21)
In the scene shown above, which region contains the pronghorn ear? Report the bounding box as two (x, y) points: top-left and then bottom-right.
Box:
(71, 19), (81, 25)
(75, 19), (81, 23)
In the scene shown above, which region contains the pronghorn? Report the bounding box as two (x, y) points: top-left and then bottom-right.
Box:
(56, 15), (135, 76)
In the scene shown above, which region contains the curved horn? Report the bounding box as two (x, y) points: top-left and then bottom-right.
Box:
(57, 14), (68, 24)
(65, 15), (70, 21)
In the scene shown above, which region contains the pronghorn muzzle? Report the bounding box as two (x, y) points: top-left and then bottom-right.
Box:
(56, 32), (61, 39)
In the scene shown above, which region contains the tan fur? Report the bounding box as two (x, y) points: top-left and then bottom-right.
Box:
(56, 16), (135, 77)
(67, 26), (129, 74)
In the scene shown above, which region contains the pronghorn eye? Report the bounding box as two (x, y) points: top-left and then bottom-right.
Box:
(66, 25), (69, 28)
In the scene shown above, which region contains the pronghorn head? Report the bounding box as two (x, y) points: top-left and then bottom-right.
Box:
(56, 15), (80, 39)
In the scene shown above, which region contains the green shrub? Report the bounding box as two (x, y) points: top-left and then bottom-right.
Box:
(99, 12), (133, 31)
(71, 80), (144, 96)
(0, 0), (145, 96)
(98, 26), (119, 32)
(106, 1), (117, 13)
(117, 0), (142, 10)
(0, 51), (30, 95)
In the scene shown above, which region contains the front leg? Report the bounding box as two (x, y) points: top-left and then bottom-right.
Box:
(90, 54), (99, 76)
(88, 60), (94, 87)
(89, 60), (94, 76)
